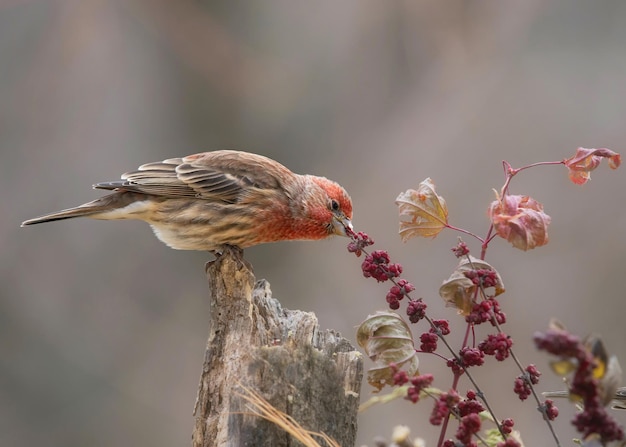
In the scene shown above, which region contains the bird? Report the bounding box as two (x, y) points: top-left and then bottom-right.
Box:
(21, 150), (353, 252)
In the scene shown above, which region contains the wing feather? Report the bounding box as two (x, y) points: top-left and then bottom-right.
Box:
(93, 150), (291, 203)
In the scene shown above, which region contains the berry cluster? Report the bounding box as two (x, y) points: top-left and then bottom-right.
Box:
(346, 231), (418, 315)
(454, 413), (481, 445)
(407, 374), (434, 403)
(420, 332), (439, 353)
(386, 279), (415, 310)
(479, 333), (513, 361)
(432, 319), (451, 336)
(500, 418), (514, 434)
(535, 328), (624, 443)
(430, 390), (461, 426)
(457, 391), (484, 416)
(418, 320), (452, 353)
(439, 391), (500, 447)
(459, 347), (485, 368)
(389, 363), (435, 404)
(466, 297), (506, 325)
(361, 250), (403, 283)
(346, 230), (374, 256)
(464, 268), (499, 288)
(406, 299), (427, 323)
(541, 399), (559, 421)
(513, 364), (541, 401)
(451, 241), (470, 258)
(347, 232), (524, 446)
(390, 363), (409, 386)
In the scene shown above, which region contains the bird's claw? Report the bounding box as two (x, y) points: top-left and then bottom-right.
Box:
(205, 245), (252, 273)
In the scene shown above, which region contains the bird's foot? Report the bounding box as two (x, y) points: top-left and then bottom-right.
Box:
(205, 245), (252, 273)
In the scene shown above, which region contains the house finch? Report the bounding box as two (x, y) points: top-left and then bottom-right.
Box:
(21, 150), (353, 251)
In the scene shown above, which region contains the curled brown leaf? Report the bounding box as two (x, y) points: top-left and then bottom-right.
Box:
(488, 193), (551, 251)
(356, 311), (419, 391)
(439, 256), (505, 315)
(396, 178), (448, 242)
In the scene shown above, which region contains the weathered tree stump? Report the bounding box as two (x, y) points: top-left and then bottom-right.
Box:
(192, 251), (363, 447)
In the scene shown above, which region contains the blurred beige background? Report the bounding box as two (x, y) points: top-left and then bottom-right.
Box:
(3, 1), (626, 446)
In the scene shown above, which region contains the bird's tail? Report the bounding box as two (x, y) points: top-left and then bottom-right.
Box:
(21, 192), (146, 226)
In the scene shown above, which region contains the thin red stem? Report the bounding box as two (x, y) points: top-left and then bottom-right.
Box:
(445, 224), (485, 244)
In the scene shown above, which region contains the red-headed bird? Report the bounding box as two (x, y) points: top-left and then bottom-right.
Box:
(22, 150), (353, 252)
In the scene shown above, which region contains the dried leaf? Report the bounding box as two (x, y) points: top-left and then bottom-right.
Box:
(438, 256), (505, 315)
(488, 192), (551, 251)
(438, 271), (475, 316)
(564, 147), (621, 185)
(396, 178), (448, 242)
(356, 311), (419, 391)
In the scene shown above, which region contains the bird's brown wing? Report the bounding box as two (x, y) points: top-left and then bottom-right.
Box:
(94, 150), (290, 203)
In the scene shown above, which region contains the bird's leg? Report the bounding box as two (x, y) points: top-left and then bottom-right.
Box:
(221, 244), (245, 259)
(205, 245), (251, 273)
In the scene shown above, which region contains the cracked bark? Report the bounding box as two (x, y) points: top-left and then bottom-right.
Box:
(192, 251), (363, 447)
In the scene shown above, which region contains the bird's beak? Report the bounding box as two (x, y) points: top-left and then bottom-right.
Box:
(333, 215), (353, 237)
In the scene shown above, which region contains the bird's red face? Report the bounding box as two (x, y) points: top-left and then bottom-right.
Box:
(310, 177), (353, 237)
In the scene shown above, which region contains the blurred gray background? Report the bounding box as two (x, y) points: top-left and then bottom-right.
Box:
(3, 1), (626, 446)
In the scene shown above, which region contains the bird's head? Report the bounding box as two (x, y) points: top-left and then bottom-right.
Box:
(309, 176), (353, 237)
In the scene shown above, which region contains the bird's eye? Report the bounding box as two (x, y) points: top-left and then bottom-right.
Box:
(330, 199), (340, 211)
